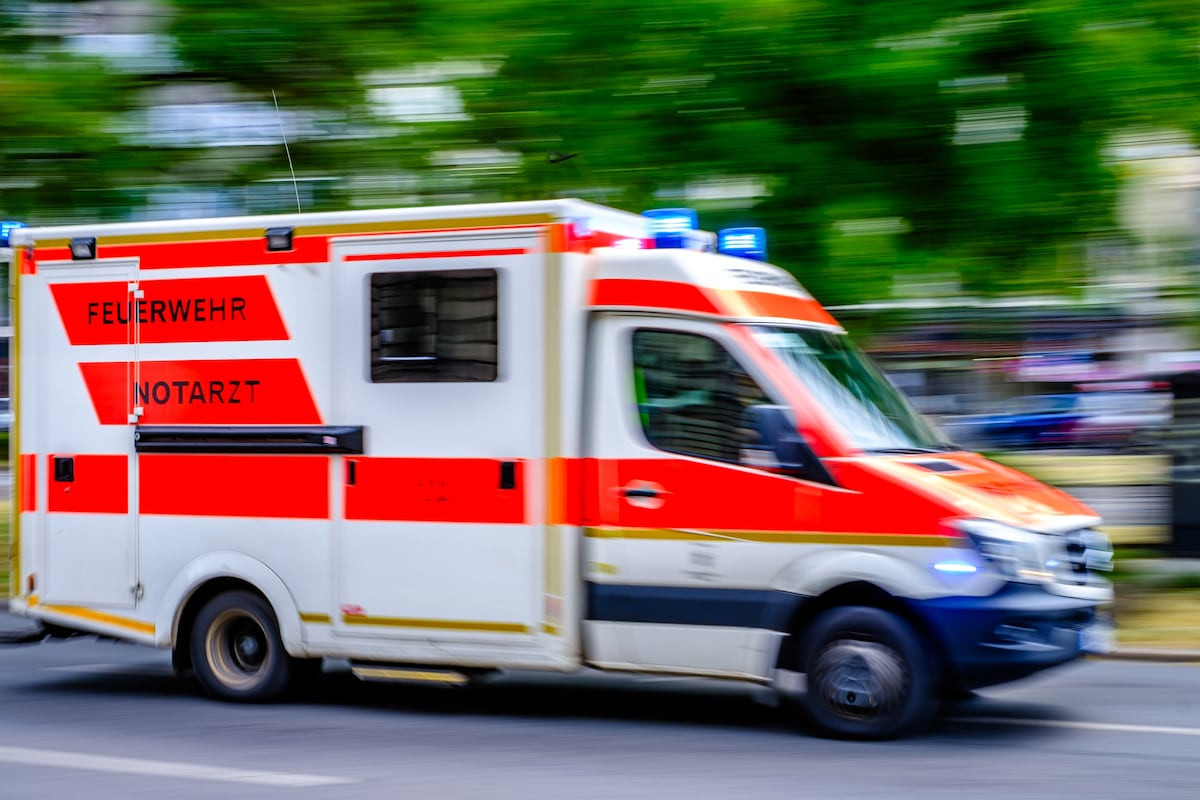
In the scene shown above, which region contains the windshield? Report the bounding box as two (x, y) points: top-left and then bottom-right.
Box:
(750, 326), (951, 453)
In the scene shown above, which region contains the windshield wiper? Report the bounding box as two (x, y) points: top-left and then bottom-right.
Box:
(864, 446), (958, 455)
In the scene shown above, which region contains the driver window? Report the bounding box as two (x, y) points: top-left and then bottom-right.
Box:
(632, 329), (773, 464)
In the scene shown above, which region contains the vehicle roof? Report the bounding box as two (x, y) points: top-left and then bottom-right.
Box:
(8, 198), (645, 245)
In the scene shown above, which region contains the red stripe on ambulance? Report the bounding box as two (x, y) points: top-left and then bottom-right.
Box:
(37, 235), (332, 270)
(79, 358), (322, 425)
(547, 223), (647, 253)
(33, 222), (561, 271)
(31, 221), (638, 271)
(710, 289), (839, 326)
(16, 247), (35, 275)
(50, 276), (289, 346)
(590, 278), (721, 315)
(20, 454), (37, 513)
(47, 454), (128, 515)
(343, 248), (529, 261)
(590, 278), (838, 326)
(345, 458), (526, 524)
(140, 455), (329, 519)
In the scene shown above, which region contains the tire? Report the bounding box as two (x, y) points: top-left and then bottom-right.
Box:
(190, 590), (293, 702)
(798, 606), (937, 740)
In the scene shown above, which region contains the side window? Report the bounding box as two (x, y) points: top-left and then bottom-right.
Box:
(370, 269), (497, 382)
(632, 329), (773, 464)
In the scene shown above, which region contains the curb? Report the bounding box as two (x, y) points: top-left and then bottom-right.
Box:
(1099, 648), (1200, 663)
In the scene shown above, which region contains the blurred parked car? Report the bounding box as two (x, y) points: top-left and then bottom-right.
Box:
(1070, 389), (1171, 448)
(943, 389), (1171, 452)
(945, 393), (1084, 451)
(0, 397), (10, 433)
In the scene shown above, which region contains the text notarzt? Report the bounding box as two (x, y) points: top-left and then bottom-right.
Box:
(135, 379), (260, 405)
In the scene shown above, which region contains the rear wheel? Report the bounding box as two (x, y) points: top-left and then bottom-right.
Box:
(190, 591), (293, 702)
(798, 606), (937, 740)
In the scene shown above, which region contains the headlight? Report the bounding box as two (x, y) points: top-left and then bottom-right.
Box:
(954, 519), (1056, 584)
(1065, 528), (1114, 576)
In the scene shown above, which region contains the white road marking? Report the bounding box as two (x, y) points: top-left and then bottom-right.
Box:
(0, 745), (359, 787)
(951, 717), (1200, 737)
(45, 663), (166, 675)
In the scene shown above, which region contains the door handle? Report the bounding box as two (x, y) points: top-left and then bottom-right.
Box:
(616, 481), (669, 507)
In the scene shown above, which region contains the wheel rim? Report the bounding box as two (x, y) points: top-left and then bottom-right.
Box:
(810, 638), (909, 724)
(205, 608), (272, 691)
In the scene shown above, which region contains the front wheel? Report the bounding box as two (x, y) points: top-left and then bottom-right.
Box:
(798, 606), (937, 740)
(190, 590), (293, 702)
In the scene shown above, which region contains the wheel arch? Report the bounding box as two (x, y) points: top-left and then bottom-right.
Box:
(767, 549), (952, 681)
(774, 580), (949, 684)
(156, 552), (306, 668)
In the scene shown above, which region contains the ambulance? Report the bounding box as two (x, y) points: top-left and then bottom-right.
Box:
(3, 200), (1113, 739)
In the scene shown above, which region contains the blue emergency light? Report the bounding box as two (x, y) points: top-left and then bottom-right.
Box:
(0, 221), (26, 247)
(718, 227), (767, 261)
(643, 208), (698, 249)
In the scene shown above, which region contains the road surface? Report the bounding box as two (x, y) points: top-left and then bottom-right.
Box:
(1, 638), (1197, 798)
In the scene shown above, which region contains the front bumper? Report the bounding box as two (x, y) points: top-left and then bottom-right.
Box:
(915, 583), (1112, 690)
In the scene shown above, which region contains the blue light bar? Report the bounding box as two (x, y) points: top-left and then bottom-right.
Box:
(0, 221), (27, 247)
(718, 227), (767, 261)
(643, 208), (698, 249)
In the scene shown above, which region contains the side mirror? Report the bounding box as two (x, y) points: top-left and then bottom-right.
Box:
(742, 405), (835, 485)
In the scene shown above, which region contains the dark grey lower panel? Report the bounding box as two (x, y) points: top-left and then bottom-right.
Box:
(585, 583), (802, 631)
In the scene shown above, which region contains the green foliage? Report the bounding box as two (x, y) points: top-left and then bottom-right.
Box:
(0, 50), (144, 220)
(437, 0), (1200, 303)
(1, 0), (1199, 303)
(166, 0), (424, 107)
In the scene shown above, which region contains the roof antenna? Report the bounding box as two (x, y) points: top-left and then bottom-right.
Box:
(547, 149), (607, 203)
(272, 89), (303, 214)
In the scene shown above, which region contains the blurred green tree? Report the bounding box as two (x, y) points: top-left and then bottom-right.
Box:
(433, 0), (1200, 304)
(166, 0), (423, 108)
(0, 47), (147, 221)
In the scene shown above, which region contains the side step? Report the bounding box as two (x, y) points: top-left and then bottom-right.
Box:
(349, 663), (482, 687)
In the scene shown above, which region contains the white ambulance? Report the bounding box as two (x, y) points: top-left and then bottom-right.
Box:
(4, 200), (1112, 739)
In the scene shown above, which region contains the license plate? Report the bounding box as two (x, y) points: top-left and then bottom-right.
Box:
(1079, 622), (1115, 655)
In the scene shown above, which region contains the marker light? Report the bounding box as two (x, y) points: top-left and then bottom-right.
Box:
(0, 220), (26, 247)
(933, 561), (978, 574)
(265, 226), (294, 252)
(643, 208), (698, 249)
(718, 227), (767, 261)
(69, 237), (97, 260)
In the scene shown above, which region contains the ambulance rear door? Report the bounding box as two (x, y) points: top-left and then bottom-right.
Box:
(33, 259), (140, 608)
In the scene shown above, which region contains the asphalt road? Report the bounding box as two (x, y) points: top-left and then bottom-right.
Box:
(1, 638), (1198, 799)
